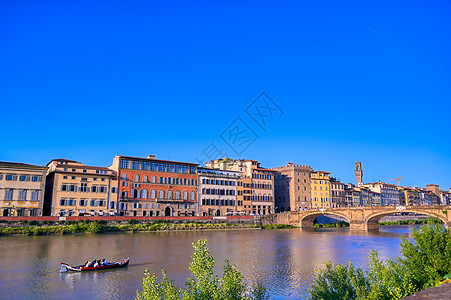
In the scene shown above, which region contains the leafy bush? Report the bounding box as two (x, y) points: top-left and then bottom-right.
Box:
(87, 221), (103, 233)
(136, 239), (268, 300)
(310, 218), (449, 300)
(27, 220), (39, 226)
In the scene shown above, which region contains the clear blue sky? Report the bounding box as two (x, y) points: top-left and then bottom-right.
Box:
(1, 0), (450, 190)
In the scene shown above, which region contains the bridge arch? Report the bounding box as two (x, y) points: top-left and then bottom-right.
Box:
(299, 211), (351, 228)
(365, 209), (448, 230)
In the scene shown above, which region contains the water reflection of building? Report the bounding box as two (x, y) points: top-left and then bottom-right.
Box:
(0, 161), (47, 216)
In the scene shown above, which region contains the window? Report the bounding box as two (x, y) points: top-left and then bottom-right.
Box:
(111, 187), (117, 193)
(142, 161), (149, 170)
(80, 183), (88, 192)
(135, 175), (139, 182)
(132, 161), (141, 169)
(90, 200), (97, 206)
(151, 176), (156, 183)
(143, 175), (148, 182)
(84, 170), (88, 173)
(92, 186), (97, 193)
(190, 166), (196, 174)
(109, 201), (116, 209)
(19, 190), (27, 200)
(60, 199), (66, 206)
(167, 164), (174, 172)
(174, 165), (181, 173)
(80, 199), (87, 206)
(19, 175), (28, 181)
(182, 166), (189, 173)
(72, 169), (76, 172)
(142, 189), (148, 199)
(27, 191), (40, 206)
(150, 189), (156, 199)
(120, 160), (129, 169)
(167, 190), (173, 199)
(159, 177), (165, 184)
(175, 191), (181, 200)
(132, 189), (139, 198)
(159, 190), (165, 199)
(158, 163), (166, 172)
(190, 191), (195, 201)
(6, 174), (17, 181)
(150, 162), (157, 171)
(122, 173), (127, 181)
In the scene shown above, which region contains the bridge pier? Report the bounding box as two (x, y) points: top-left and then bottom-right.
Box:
(300, 220), (314, 228)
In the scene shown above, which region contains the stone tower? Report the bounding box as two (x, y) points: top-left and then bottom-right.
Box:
(355, 161), (363, 186)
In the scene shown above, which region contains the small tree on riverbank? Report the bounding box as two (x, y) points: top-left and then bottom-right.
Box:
(310, 218), (451, 300)
(136, 239), (268, 300)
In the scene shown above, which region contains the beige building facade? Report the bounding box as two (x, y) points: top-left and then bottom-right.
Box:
(44, 159), (118, 216)
(206, 159), (275, 215)
(273, 163), (312, 211)
(330, 179), (346, 208)
(198, 167), (239, 216)
(0, 161), (47, 216)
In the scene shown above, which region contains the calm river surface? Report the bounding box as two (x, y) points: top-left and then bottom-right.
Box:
(0, 226), (417, 300)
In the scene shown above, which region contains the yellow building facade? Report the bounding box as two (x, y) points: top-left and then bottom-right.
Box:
(0, 161), (48, 216)
(310, 171), (330, 208)
(44, 159), (118, 216)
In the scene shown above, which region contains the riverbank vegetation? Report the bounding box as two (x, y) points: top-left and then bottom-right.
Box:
(378, 218), (442, 226)
(0, 220), (259, 236)
(260, 224), (295, 229)
(136, 239), (268, 300)
(313, 221), (349, 228)
(310, 218), (451, 300)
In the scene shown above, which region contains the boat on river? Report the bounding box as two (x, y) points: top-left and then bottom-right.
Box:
(60, 258), (129, 272)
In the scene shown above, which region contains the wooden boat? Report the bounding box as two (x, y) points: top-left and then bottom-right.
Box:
(60, 258), (129, 272)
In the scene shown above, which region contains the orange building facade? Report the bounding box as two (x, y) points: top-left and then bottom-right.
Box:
(109, 155), (198, 217)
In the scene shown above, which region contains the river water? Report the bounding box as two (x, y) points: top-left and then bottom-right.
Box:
(0, 226), (416, 300)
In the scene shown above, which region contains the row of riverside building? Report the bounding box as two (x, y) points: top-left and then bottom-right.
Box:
(0, 156), (450, 217)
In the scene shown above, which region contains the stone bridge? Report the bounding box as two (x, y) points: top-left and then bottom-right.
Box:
(262, 205), (451, 230)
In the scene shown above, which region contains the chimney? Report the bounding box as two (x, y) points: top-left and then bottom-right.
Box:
(147, 155), (155, 159)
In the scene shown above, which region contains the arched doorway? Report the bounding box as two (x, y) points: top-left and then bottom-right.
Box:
(165, 207), (171, 216)
(216, 209), (221, 216)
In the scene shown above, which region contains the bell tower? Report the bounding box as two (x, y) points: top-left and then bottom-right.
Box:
(355, 161), (363, 186)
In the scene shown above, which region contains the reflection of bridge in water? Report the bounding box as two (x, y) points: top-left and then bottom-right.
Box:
(263, 205), (451, 230)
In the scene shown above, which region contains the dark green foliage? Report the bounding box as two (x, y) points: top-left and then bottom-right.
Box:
(399, 218), (451, 289)
(261, 224), (295, 229)
(27, 220), (38, 226)
(313, 221), (349, 228)
(379, 219), (442, 226)
(310, 218), (449, 300)
(136, 239), (268, 300)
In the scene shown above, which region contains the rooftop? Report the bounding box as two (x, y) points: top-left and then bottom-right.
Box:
(118, 155), (199, 166)
(0, 161), (47, 170)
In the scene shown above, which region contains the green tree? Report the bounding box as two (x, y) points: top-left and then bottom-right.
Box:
(310, 220), (450, 300)
(136, 239), (268, 300)
(399, 218), (451, 289)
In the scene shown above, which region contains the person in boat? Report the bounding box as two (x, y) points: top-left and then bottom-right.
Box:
(94, 260), (100, 267)
(85, 261), (91, 268)
(100, 258), (107, 266)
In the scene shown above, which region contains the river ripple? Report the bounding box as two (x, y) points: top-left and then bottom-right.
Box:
(0, 226), (416, 300)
